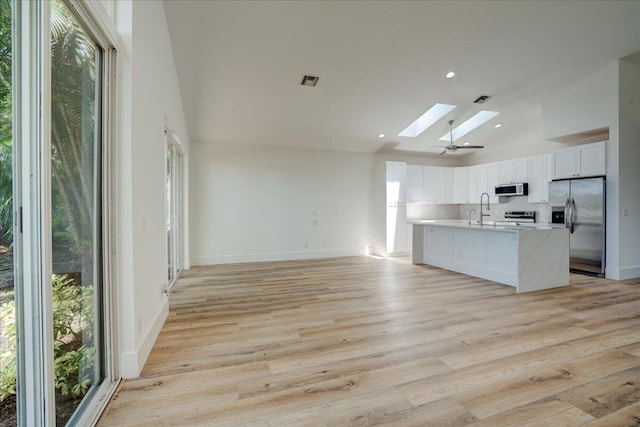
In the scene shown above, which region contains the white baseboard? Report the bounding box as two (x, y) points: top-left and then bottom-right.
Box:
(615, 266), (640, 280)
(191, 248), (365, 266)
(120, 297), (169, 378)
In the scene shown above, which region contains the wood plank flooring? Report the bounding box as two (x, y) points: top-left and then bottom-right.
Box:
(99, 256), (640, 426)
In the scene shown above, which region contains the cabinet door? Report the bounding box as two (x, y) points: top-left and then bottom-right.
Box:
(579, 141), (606, 177)
(498, 160), (514, 184)
(513, 158), (528, 182)
(487, 162), (500, 203)
(443, 168), (454, 204)
(467, 166), (477, 204)
(424, 166), (444, 203)
(453, 167), (469, 204)
(527, 154), (548, 203)
(476, 164), (488, 198)
(552, 148), (579, 179)
(407, 165), (424, 203)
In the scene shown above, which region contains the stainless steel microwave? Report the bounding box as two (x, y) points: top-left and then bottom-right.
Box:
(495, 183), (528, 196)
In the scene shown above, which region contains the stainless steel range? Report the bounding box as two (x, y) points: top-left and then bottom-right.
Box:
(504, 211), (536, 223)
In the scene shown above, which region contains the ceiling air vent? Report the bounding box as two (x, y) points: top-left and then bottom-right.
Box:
(473, 95), (492, 104)
(301, 75), (319, 87)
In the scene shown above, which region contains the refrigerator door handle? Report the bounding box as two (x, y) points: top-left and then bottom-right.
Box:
(569, 198), (576, 233)
(564, 198), (571, 229)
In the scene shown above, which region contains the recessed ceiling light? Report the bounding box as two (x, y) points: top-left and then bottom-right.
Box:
(378, 134), (385, 138)
(495, 124), (502, 128)
(399, 103), (456, 138)
(438, 110), (500, 142)
(446, 71), (456, 79)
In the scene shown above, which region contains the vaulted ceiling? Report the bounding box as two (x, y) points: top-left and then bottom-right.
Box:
(164, 0), (640, 156)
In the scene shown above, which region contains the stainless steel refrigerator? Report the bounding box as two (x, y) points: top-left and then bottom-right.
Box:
(549, 176), (605, 277)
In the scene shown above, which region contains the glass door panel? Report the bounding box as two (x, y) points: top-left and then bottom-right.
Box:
(166, 143), (174, 285)
(166, 135), (183, 292)
(50, 0), (103, 423)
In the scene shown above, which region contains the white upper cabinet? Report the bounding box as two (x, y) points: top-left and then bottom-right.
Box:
(453, 167), (469, 204)
(487, 162), (501, 203)
(406, 164), (424, 203)
(467, 165), (477, 204)
(498, 160), (514, 184)
(528, 154), (553, 203)
(475, 164), (488, 202)
(578, 141), (606, 177)
(443, 168), (454, 204)
(552, 141), (606, 179)
(424, 166), (445, 204)
(552, 147), (580, 179)
(513, 158), (528, 182)
(498, 158), (528, 184)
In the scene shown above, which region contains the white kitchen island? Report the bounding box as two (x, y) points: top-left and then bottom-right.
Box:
(411, 220), (570, 293)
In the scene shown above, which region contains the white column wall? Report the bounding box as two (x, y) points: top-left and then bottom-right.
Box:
(618, 59), (640, 278)
(114, 0), (190, 378)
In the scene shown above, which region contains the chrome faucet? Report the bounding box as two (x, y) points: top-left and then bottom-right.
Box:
(468, 208), (477, 225)
(480, 192), (490, 226)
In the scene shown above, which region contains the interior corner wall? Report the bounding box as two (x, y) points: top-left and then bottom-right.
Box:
(115, 0), (190, 378)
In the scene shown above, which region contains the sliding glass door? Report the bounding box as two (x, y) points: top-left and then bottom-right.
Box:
(7, 0), (118, 425)
(166, 132), (184, 293)
(50, 0), (104, 423)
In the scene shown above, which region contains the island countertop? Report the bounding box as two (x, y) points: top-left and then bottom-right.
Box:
(411, 220), (569, 293)
(408, 219), (557, 231)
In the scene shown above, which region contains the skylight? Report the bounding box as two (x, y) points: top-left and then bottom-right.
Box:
(398, 103), (456, 138)
(439, 110), (499, 142)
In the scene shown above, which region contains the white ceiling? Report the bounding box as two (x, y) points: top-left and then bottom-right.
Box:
(163, 0), (640, 156)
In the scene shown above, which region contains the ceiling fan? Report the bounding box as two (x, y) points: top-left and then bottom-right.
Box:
(434, 120), (484, 156)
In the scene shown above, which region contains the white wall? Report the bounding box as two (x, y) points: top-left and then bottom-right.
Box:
(461, 106), (566, 166)
(542, 63), (619, 141)
(115, 0), (190, 378)
(190, 143), (372, 264)
(617, 59), (640, 278)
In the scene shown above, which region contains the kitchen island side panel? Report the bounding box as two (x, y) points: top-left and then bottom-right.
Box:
(411, 221), (569, 293)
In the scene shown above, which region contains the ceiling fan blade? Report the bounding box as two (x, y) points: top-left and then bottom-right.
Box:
(438, 149), (447, 156)
(458, 145), (485, 149)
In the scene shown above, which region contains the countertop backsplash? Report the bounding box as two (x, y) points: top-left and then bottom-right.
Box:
(407, 204), (460, 221)
(459, 196), (551, 224)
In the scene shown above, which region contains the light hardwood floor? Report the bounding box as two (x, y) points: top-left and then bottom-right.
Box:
(99, 256), (640, 426)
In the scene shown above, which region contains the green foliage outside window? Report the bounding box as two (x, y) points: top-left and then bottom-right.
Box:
(0, 275), (95, 402)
